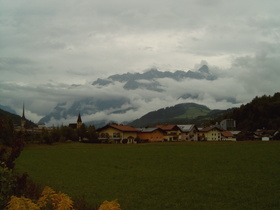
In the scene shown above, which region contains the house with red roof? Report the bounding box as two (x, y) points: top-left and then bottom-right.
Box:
(156, 124), (181, 141)
(97, 124), (139, 144)
(221, 130), (236, 141)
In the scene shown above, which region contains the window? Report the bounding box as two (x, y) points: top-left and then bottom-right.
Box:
(113, 133), (120, 138)
(100, 133), (109, 138)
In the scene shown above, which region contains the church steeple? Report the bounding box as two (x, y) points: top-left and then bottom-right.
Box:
(21, 103), (26, 130)
(77, 113), (82, 129)
(22, 104), (25, 118)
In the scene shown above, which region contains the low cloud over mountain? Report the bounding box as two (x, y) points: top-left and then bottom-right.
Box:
(92, 65), (216, 91)
(1, 54), (280, 127)
(34, 64), (244, 126)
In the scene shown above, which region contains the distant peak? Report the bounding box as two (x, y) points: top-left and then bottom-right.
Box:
(198, 65), (209, 73)
(144, 68), (160, 75)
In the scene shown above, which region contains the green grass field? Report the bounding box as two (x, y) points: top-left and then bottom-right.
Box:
(15, 142), (280, 210)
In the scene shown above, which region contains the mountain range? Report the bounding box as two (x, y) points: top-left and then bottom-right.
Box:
(0, 102), (226, 129)
(2, 92), (279, 130)
(92, 65), (216, 92)
(36, 65), (223, 126)
(0, 105), (16, 115)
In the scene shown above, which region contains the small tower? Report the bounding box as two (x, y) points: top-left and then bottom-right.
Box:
(21, 103), (26, 130)
(77, 113), (82, 129)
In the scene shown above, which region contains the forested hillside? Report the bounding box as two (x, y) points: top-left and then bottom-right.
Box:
(222, 92), (280, 130)
(0, 109), (36, 128)
(129, 103), (227, 127)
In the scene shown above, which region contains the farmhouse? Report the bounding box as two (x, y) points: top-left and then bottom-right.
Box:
(221, 130), (236, 141)
(199, 126), (222, 141)
(177, 124), (198, 141)
(97, 124), (138, 144)
(137, 127), (165, 142)
(156, 124), (181, 141)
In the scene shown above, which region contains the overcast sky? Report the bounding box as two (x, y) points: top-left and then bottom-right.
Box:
(1, 0), (280, 123)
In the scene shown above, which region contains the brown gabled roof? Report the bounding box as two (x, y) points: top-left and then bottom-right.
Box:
(138, 127), (162, 133)
(109, 124), (138, 132)
(156, 124), (178, 131)
(221, 130), (234, 137)
(200, 126), (222, 132)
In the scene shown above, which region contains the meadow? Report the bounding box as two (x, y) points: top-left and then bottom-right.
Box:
(15, 141), (280, 210)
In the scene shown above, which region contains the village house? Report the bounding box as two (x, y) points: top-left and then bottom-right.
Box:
(221, 130), (236, 141)
(199, 126), (222, 141)
(137, 127), (165, 142)
(254, 129), (278, 141)
(97, 124), (138, 144)
(177, 124), (199, 141)
(156, 125), (181, 141)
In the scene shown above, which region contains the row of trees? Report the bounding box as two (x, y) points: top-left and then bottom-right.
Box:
(0, 114), (99, 145)
(22, 124), (99, 144)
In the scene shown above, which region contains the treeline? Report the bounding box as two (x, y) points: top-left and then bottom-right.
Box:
(24, 124), (99, 144)
(221, 92), (280, 131)
(0, 117), (98, 145)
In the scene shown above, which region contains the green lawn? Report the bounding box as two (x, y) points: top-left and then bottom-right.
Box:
(15, 142), (280, 210)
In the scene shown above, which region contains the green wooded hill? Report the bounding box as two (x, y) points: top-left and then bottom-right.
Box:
(220, 92), (280, 130)
(129, 103), (227, 127)
(0, 108), (37, 128)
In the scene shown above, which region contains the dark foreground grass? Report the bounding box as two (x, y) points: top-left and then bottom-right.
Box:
(15, 142), (280, 210)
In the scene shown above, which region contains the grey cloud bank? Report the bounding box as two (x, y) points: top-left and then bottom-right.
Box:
(1, 0), (280, 124)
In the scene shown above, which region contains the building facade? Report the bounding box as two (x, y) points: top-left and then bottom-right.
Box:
(199, 126), (222, 141)
(137, 128), (164, 142)
(177, 124), (198, 141)
(98, 124), (138, 144)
